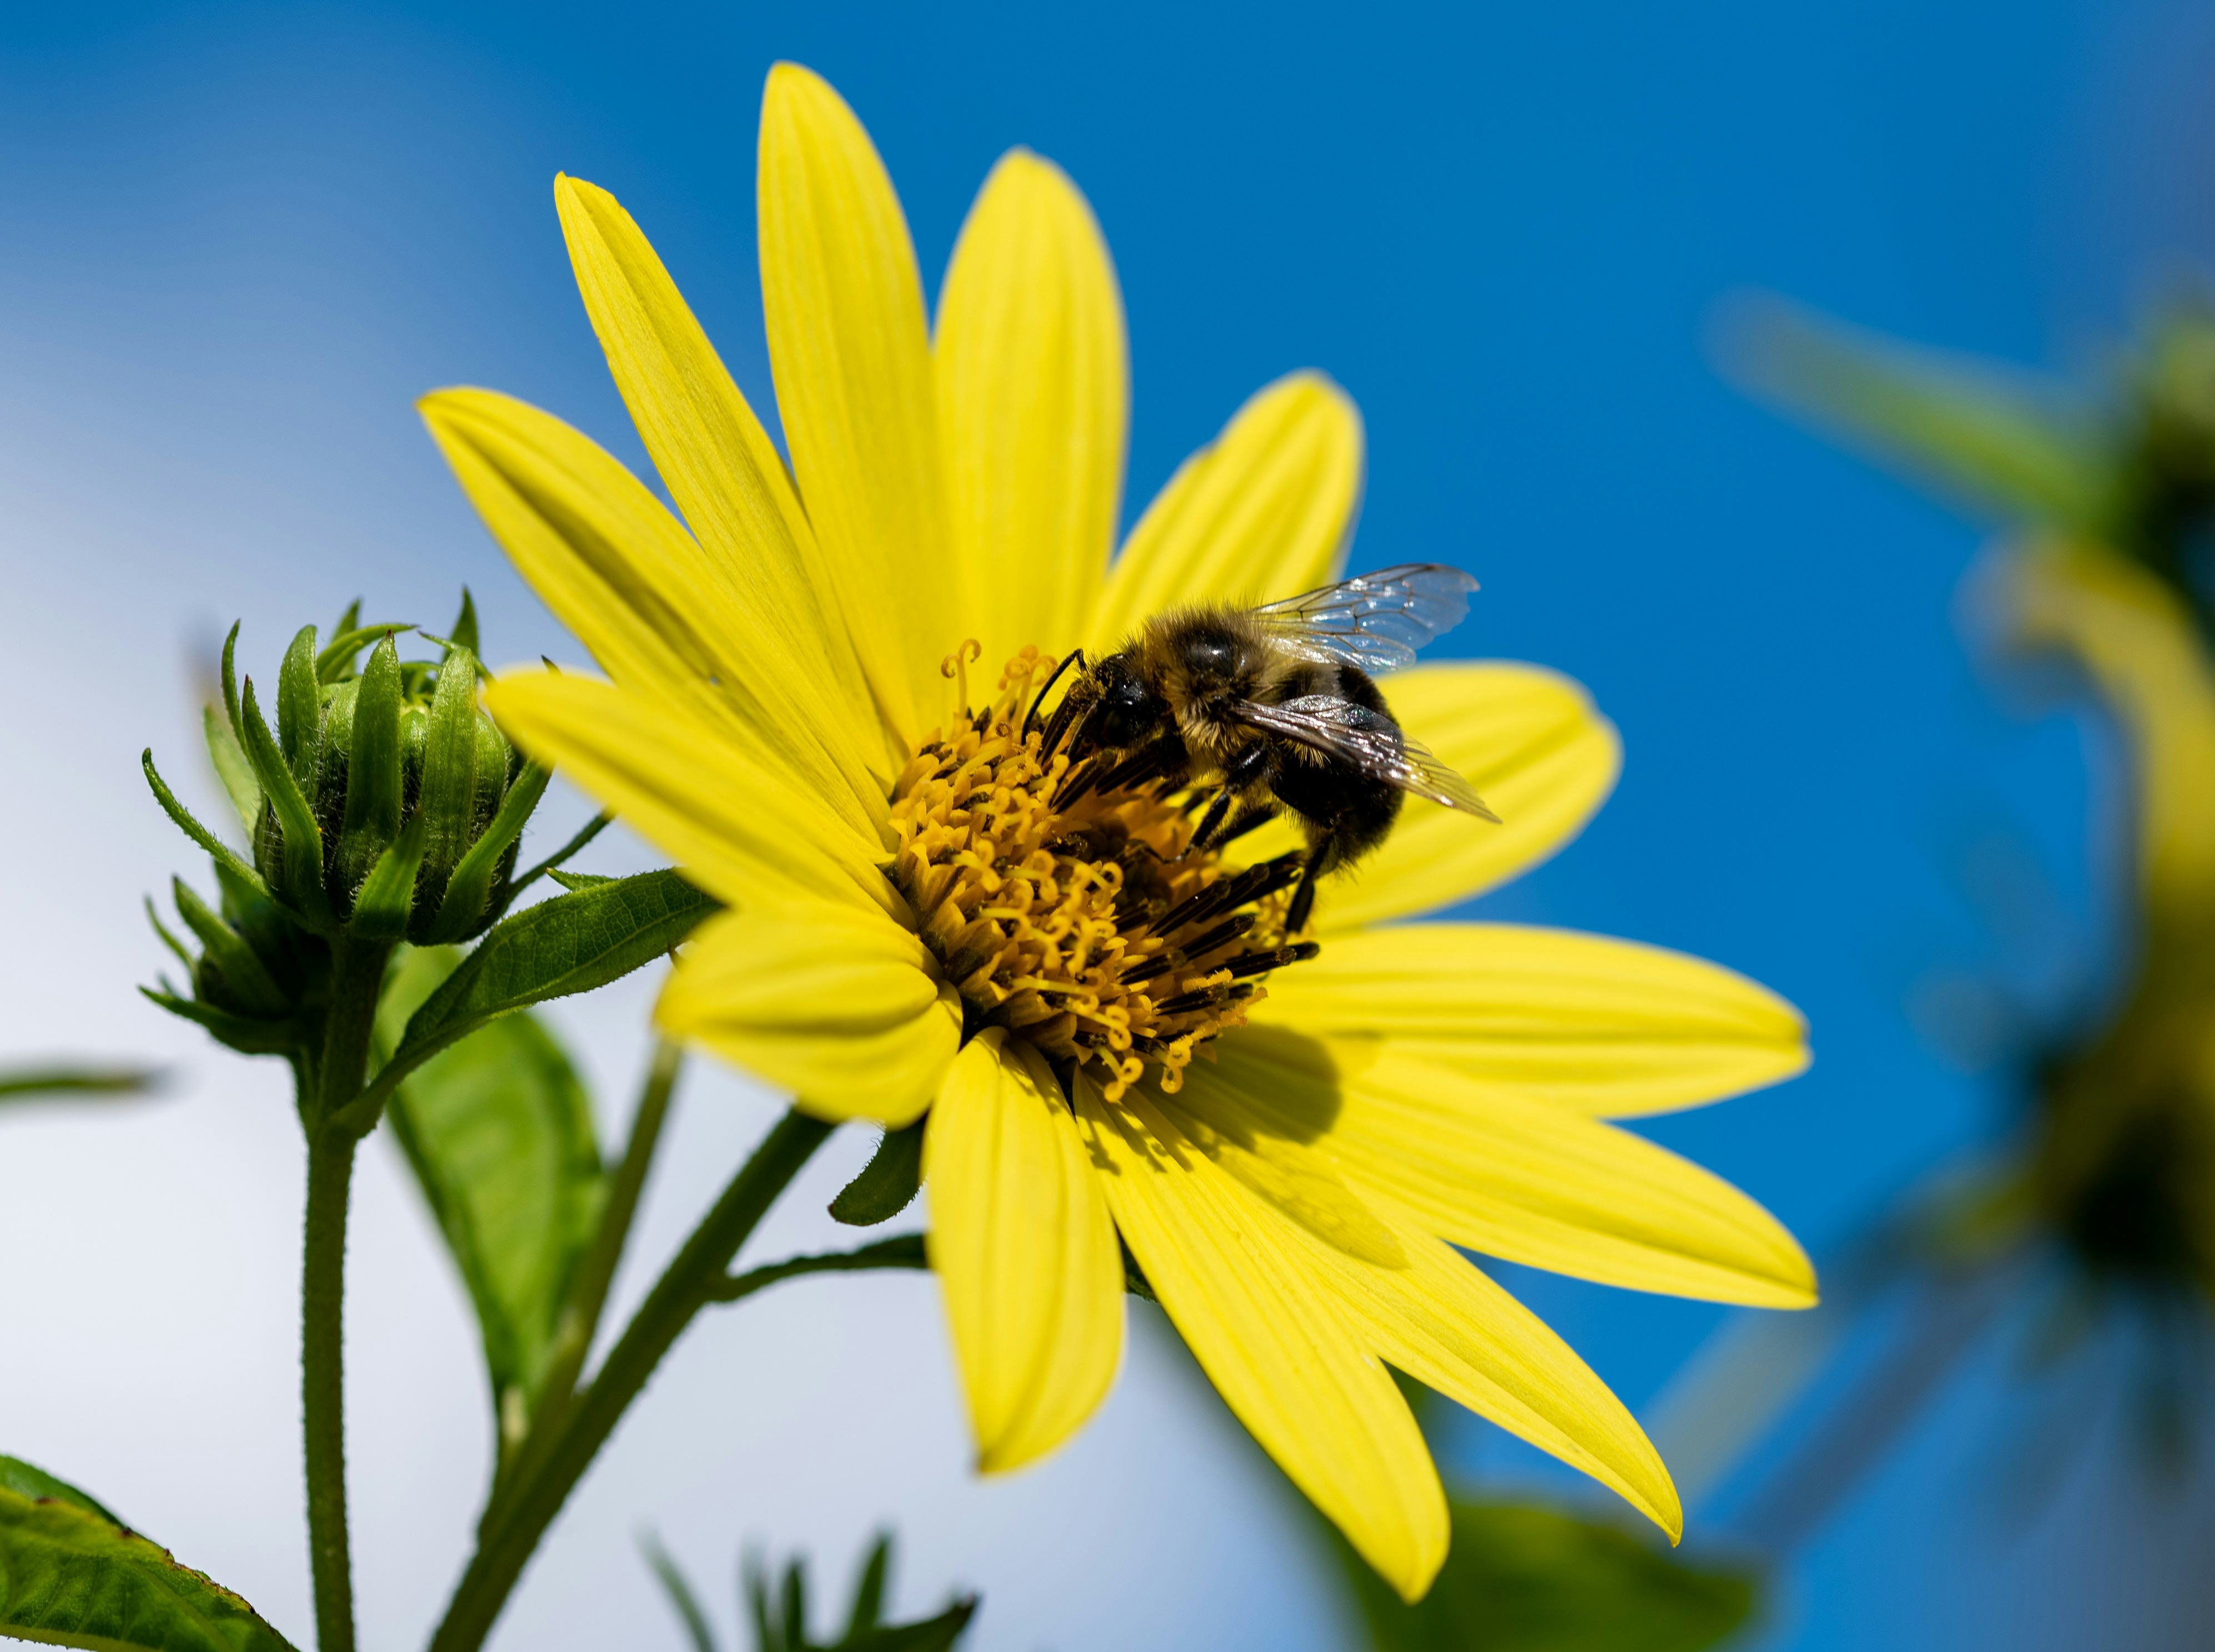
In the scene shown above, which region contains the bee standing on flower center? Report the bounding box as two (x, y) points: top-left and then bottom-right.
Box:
(1038, 563), (1500, 933)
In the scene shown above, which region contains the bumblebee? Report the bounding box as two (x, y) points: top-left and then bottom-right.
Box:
(1035, 563), (1497, 935)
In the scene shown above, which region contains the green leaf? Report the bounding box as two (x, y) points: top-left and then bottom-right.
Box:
(200, 708), (260, 838)
(1722, 295), (2115, 532)
(371, 870), (715, 1104)
(0, 1474), (300, 1651)
(828, 1123), (924, 1226)
(545, 870), (614, 892)
(374, 947), (604, 1437)
(0, 1069), (159, 1107)
(138, 989), (301, 1058)
(1339, 1499), (1756, 1652)
(639, 1531), (719, 1652)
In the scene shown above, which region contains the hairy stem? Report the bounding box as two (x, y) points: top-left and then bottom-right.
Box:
(300, 939), (388, 1652)
(428, 1108), (834, 1652)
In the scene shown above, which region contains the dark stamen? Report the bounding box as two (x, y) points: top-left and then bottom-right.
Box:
(1152, 984), (1230, 1016)
(1180, 912), (1255, 960)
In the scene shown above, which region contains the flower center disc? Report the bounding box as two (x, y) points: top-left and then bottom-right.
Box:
(888, 645), (1318, 1101)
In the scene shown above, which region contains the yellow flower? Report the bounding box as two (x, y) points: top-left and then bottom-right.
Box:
(420, 62), (1814, 1600)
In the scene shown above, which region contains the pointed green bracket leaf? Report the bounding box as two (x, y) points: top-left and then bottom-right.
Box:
(236, 679), (330, 928)
(828, 1124), (924, 1226)
(447, 588), (481, 660)
(374, 947), (604, 1446)
(314, 624), (411, 685)
(336, 638), (405, 896)
(346, 869), (715, 1129)
(201, 708), (260, 838)
(142, 751), (273, 908)
(426, 762), (552, 944)
(170, 880), (287, 1017)
(0, 1470), (300, 1651)
(349, 815), (429, 942)
(275, 627), (321, 782)
(139, 988), (302, 1058)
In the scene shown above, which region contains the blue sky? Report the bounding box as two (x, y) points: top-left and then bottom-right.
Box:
(6, 3), (2214, 1648)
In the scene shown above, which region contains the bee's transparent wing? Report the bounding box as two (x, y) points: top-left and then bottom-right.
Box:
(1251, 563), (1480, 674)
(1234, 695), (1500, 820)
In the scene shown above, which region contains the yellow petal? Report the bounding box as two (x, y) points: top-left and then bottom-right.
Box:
(936, 149), (1127, 670)
(485, 671), (891, 917)
(924, 1032), (1124, 1472)
(759, 62), (952, 740)
(551, 175), (890, 779)
(657, 906), (958, 1126)
(1254, 924), (1808, 1117)
(1219, 1032), (1817, 1308)
(2001, 541), (2215, 923)
(1088, 372), (1363, 646)
(1078, 1080), (1447, 1601)
(1236, 663), (1618, 928)
(420, 387), (887, 836)
(1295, 1189), (1681, 1540)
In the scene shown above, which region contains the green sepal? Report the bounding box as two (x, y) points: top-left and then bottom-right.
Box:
(349, 814), (429, 941)
(238, 678), (331, 927)
(202, 705), (260, 835)
(418, 643), (484, 892)
(332, 597), (361, 638)
(829, 1122), (925, 1226)
(449, 587), (481, 660)
(219, 622), (245, 743)
(337, 636), (405, 896)
(141, 749), (274, 906)
(547, 869), (614, 891)
(315, 622), (411, 685)
(139, 987), (302, 1057)
(0, 1468), (301, 1652)
(350, 870), (715, 1127)
(275, 625), (321, 782)
(426, 761), (550, 943)
(171, 878), (287, 1016)
(146, 896), (196, 974)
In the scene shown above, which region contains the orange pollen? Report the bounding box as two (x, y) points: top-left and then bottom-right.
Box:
(890, 645), (1318, 1103)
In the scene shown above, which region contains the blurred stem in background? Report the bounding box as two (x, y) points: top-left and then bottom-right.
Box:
(640, 1528), (978, 1652)
(1652, 297), (2215, 1554)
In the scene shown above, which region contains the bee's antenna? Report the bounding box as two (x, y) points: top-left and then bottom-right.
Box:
(1024, 648), (1086, 741)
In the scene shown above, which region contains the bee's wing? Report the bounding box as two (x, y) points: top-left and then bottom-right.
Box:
(1234, 695), (1500, 820)
(1250, 563), (1480, 674)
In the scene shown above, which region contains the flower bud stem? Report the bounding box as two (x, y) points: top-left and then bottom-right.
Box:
(299, 937), (392, 1652)
(426, 1108), (834, 1652)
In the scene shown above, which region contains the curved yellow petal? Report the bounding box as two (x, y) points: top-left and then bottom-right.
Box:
(2001, 540), (2215, 924)
(485, 671), (891, 917)
(1078, 1080), (1447, 1602)
(1251, 663), (1618, 929)
(551, 175), (890, 780)
(1254, 924), (1808, 1117)
(1217, 1032), (1817, 1309)
(1088, 372), (1363, 646)
(657, 906), (959, 1126)
(936, 149), (1127, 670)
(925, 1032), (1124, 1473)
(420, 387), (887, 837)
(1296, 1189), (1681, 1540)
(759, 62), (951, 741)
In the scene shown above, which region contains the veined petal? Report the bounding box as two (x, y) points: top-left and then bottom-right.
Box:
(1254, 924), (1808, 1117)
(658, 906), (959, 1126)
(1088, 372), (1363, 646)
(485, 671), (891, 917)
(1294, 1187), (1681, 1539)
(1249, 663), (1618, 929)
(420, 387), (887, 836)
(1078, 1081), (1447, 1602)
(936, 149), (1127, 670)
(1217, 1032), (1817, 1309)
(551, 175), (889, 780)
(759, 62), (952, 741)
(925, 1032), (1124, 1472)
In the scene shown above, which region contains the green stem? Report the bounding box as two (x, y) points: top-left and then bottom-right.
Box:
(493, 1040), (683, 1501)
(428, 1108), (834, 1652)
(300, 939), (388, 1652)
(705, 1232), (927, 1302)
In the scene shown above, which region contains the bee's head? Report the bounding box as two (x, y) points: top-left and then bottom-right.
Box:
(1071, 650), (1167, 756)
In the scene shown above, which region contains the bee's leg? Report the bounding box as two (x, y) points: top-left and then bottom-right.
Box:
(1182, 744), (1272, 858)
(1283, 830), (1344, 937)
(1025, 648), (1086, 740)
(1211, 801), (1279, 851)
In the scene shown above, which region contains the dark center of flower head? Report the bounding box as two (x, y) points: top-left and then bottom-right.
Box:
(887, 643), (1320, 1103)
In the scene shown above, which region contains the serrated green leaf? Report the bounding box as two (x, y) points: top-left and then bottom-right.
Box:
(1726, 297), (2113, 531)
(828, 1124), (924, 1226)
(1339, 1499), (1756, 1652)
(0, 1479), (300, 1652)
(200, 708), (259, 838)
(0, 1460), (124, 1527)
(374, 947), (604, 1431)
(377, 870), (714, 1093)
